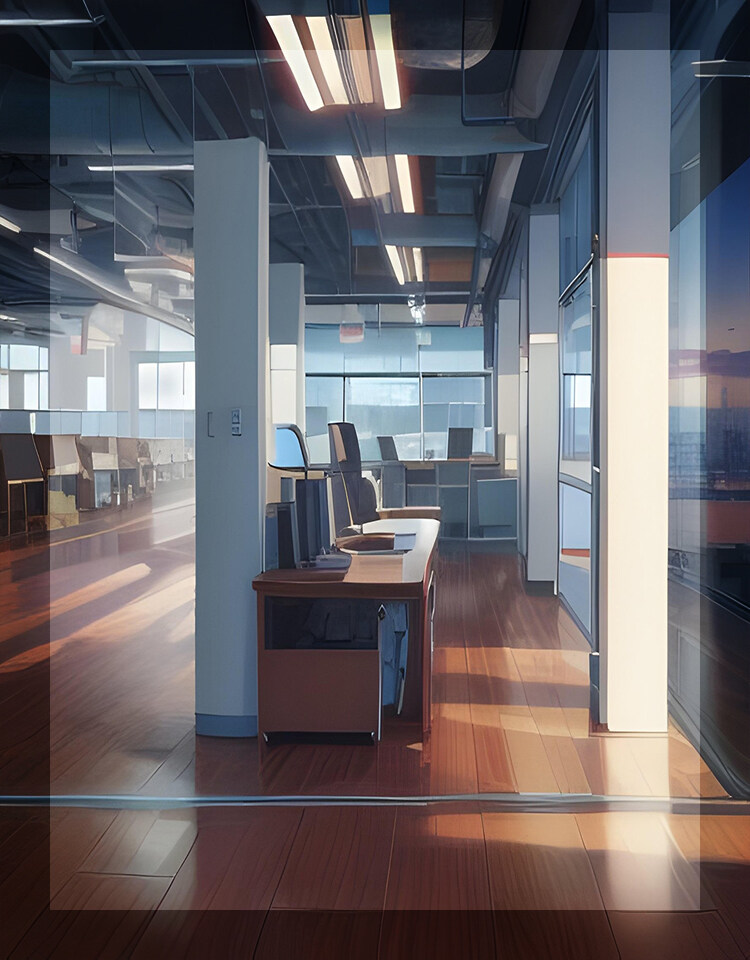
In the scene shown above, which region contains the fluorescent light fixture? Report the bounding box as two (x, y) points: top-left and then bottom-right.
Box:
(413, 247), (424, 282)
(370, 14), (401, 110)
(335, 156), (365, 199)
(267, 15), (324, 111)
(88, 162), (194, 172)
(385, 244), (405, 285)
(0, 15), (104, 26)
(341, 17), (373, 103)
(692, 59), (750, 78)
(362, 156), (390, 197)
(306, 17), (348, 104)
(529, 332), (558, 345)
(394, 154), (415, 213)
(0, 214), (21, 233)
(124, 267), (193, 282)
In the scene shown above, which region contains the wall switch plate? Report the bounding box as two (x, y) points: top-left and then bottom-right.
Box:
(231, 408), (241, 436)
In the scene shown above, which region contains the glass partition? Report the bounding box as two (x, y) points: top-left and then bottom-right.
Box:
(558, 273), (593, 640)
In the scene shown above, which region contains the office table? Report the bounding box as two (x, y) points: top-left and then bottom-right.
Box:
(253, 518), (439, 742)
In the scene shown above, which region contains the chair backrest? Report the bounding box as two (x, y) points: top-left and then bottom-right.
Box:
(447, 426), (473, 460)
(327, 422), (378, 528)
(328, 421), (362, 474)
(377, 435), (399, 461)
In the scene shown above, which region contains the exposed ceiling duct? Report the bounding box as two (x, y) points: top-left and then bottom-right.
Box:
(269, 96), (546, 156)
(0, 67), (192, 156)
(352, 214), (478, 247)
(393, 0), (501, 70)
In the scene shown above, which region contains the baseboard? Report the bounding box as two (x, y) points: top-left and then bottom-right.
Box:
(196, 712), (258, 738)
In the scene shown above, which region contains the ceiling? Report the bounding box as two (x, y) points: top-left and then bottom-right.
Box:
(0, 0), (594, 341)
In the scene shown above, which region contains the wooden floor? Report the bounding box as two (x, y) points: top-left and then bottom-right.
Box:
(1, 801), (750, 958)
(0, 495), (727, 799)
(1, 496), (749, 958)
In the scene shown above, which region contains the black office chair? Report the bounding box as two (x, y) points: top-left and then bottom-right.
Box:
(377, 435), (399, 462)
(447, 426), (473, 459)
(328, 422), (379, 532)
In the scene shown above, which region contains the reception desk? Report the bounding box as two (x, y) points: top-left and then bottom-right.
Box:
(253, 518), (439, 742)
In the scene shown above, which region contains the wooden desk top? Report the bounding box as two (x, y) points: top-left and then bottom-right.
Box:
(252, 518), (439, 600)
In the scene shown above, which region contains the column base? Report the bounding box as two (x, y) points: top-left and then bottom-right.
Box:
(196, 713), (258, 738)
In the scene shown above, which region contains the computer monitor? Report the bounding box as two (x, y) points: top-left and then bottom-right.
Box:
(377, 436), (399, 461)
(447, 427), (473, 460)
(295, 476), (336, 561)
(271, 424), (309, 472)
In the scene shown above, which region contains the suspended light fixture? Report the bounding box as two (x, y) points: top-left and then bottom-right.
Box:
(0, 214), (21, 234)
(369, 13), (401, 110)
(413, 248), (424, 283)
(306, 17), (349, 104)
(385, 245), (406, 285)
(88, 162), (194, 172)
(335, 156), (365, 200)
(0, 14), (104, 26)
(394, 155), (415, 213)
(267, 15), (324, 111)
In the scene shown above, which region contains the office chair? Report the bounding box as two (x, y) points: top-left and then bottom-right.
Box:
(447, 426), (473, 460)
(328, 422), (380, 532)
(377, 436), (399, 462)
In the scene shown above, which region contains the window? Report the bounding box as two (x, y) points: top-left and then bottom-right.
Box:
(559, 135), (593, 290)
(87, 376), (107, 411)
(559, 482), (592, 634)
(0, 343), (48, 409)
(138, 360), (195, 411)
(305, 376), (344, 463)
(304, 324), (493, 463)
(560, 276), (592, 476)
(345, 376), (420, 460)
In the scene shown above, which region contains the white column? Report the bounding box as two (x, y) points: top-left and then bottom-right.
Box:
(269, 262), (305, 431)
(194, 137), (269, 737)
(525, 207), (560, 590)
(598, 10), (670, 732)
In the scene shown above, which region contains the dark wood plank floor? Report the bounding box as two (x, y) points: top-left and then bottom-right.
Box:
(0, 500), (726, 800)
(2, 803), (750, 959)
(0, 499), (748, 957)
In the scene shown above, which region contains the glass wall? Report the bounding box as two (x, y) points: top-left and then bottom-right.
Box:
(557, 129), (595, 641)
(668, 7), (750, 795)
(304, 323), (493, 463)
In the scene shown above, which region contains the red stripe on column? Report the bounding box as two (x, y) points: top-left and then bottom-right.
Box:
(607, 252), (669, 258)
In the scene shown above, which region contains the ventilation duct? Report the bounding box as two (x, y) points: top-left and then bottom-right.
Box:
(270, 96), (545, 156)
(0, 67), (192, 156)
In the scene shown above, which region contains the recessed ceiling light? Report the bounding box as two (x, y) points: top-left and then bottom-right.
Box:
(385, 244), (406, 285)
(370, 14), (401, 110)
(267, 15), (324, 111)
